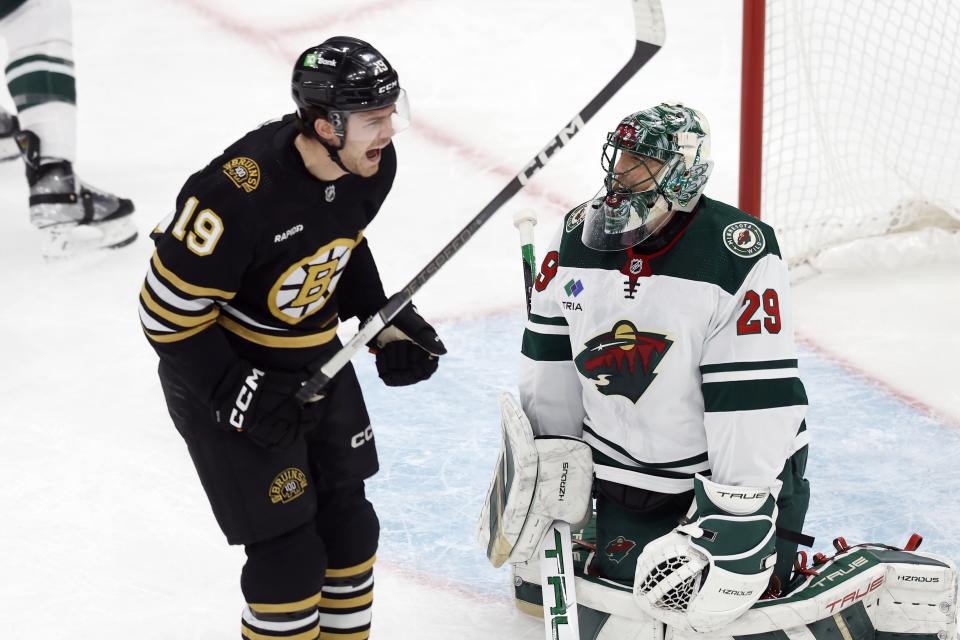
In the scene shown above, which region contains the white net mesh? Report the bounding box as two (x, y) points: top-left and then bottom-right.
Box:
(637, 556), (698, 612)
(761, 0), (960, 266)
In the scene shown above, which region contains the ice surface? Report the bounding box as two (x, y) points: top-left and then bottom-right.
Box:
(1, 0), (957, 638)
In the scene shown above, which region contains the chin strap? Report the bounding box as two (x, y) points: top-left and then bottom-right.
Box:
(319, 137), (351, 174)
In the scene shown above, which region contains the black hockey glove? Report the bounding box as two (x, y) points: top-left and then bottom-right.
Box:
(213, 363), (315, 450)
(370, 304), (446, 387)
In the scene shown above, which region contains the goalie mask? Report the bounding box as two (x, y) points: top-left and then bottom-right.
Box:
(582, 103), (713, 251)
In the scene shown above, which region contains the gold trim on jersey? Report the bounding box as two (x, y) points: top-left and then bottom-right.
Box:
(319, 631), (369, 640)
(140, 285), (219, 328)
(248, 592), (323, 614)
(218, 315), (338, 349)
(143, 320), (217, 343)
(151, 251), (237, 300)
(325, 555), (376, 578)
(242, 623), (319, 640)
(318, 592), (373, 609)
(268, 235), (361, 326)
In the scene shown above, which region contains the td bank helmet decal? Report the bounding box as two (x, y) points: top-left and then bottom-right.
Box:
(574, 320), (673, 403)
(269, 236), (358, 325)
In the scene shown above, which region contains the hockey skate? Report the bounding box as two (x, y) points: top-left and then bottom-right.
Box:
(16, 129), (137, 259)
(0, 107), (19, 162)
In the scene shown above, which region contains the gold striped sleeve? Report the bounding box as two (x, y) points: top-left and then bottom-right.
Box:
(143, 320), (217, 343)
(140, 284), (220, 329)
(218, 316), (338, 349)
(151, 251), (237, 300)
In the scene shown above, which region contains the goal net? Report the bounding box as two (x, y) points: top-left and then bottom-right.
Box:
(740, 0), (960, 267)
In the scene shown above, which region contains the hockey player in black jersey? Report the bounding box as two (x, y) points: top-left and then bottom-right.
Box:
(139, 37), (445, 640)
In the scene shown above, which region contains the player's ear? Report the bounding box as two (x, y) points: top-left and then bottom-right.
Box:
(314, 118), (340, 146)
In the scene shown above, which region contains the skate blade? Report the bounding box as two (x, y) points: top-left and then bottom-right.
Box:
(42, 217), (138, 260)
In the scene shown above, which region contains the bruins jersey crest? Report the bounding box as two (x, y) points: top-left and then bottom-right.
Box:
(223, 157), (261, 193)
(269, 236), (359, 325)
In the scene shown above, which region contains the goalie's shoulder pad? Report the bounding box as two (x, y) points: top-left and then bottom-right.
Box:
(476, 393), (593, 568)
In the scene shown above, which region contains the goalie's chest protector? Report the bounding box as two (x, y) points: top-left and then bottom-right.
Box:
(531, 197), (791, 492)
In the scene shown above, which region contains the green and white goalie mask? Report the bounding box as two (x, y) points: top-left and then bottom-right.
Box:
(582, 103), (714, 251)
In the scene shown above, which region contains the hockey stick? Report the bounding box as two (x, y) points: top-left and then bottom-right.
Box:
(513, 209), (538, 317)
(513, 210), (583, 640)
(296, 0), (665, 403)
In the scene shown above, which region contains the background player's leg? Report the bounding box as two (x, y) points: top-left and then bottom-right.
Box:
(3, 0), (135, 255)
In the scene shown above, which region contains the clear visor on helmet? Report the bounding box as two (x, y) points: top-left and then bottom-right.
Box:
(344, 89), (411, 144)
(581, 148), (677, 251)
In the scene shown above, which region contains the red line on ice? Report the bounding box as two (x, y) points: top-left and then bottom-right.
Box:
(797, 332), (960, 430)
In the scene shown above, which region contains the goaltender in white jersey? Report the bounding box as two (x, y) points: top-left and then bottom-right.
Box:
(480, 103), (957, 640)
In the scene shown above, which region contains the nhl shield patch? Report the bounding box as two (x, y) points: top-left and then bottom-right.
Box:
(723, 220), (766, 258)
(223, 157), (261, 193)
(269, 467), (308, 504)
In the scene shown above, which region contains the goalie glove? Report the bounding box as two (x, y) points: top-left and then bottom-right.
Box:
(632, 474), (778, 633)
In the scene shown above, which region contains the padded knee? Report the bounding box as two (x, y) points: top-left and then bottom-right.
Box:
(316, 483), (379, 569)
(241, 521), (327, 607)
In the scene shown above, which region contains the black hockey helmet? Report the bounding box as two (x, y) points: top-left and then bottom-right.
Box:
(292, 37), (402, 133)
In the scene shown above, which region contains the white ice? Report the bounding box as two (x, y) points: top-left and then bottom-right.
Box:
(0, 1), (958, 638)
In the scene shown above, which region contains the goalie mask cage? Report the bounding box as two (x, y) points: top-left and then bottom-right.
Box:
(738, 0), (960, 267)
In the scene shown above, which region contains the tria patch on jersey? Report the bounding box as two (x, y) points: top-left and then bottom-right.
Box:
(325, 184), (336, 203)
(574, 320), (673, 403)
(604, 536), (637, 564)
(268, 467), (308, 505)
(222, 156), (261, 193)
(723, 220), (766, 258)
(565, 204), (587, 233)
(564, 278), (584, 297)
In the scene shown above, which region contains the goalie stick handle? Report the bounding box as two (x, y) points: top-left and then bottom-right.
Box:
(295, 0), (665, 403)
(514, 209), (538, 317)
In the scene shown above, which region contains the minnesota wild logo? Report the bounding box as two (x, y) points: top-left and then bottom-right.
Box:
(574, 320), (672, 403)
(605, 536), (637, 564)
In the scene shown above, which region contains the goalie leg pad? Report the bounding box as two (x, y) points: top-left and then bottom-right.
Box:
(477, 392), (593, 567)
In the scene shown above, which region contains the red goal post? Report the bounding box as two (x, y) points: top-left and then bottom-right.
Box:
(737, 0), (960, 267)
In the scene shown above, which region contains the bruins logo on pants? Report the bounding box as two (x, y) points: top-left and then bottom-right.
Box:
(269, 237), (358, 324)
(269, 468), (308, 504)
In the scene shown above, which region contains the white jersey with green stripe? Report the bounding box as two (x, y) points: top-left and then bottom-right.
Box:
(519, 195), (808, 494)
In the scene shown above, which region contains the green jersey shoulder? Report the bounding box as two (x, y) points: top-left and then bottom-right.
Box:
(557, 195), (782, 295)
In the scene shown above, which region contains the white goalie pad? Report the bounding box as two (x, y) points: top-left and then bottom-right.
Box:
(577, 543), (956, 640)
(477, 392), (593, 567)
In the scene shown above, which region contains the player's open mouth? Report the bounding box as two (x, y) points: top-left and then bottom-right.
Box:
(365, 148), (381, 161)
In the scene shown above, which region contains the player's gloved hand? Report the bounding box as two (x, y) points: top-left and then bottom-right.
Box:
(370, 303), (446, 386)
(632, 474), (779, 632)
(212, 363), (313, 450)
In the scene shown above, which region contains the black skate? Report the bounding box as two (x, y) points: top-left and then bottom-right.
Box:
(16, 129), (137, 259)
